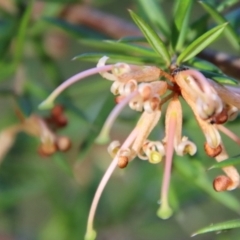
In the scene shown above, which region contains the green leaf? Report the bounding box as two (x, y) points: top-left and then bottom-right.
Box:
(138, 0), (170, 37)
(177, 22), (228, 64)
(78, 93), (116, 159)
(13, 0), (33, 66)
(118, 36), (147, 43)
(175, 157), (240, 213)
(208, 155), (240, 170)
(79, 39), (158, 57)
(74, 53), (164, 65)
(187, 57), (222, 73)
(192, 219), (240, 237)
(129, 10), (171, 66)
(172, 0), (193, 51)
(199, 1), (239, 50)
(53, 154), (73, 177)
(188, 15), (209, 42)
(217, 0), (239, 12)
(44, 17), (104, 39)
(199, 70), (238, 85)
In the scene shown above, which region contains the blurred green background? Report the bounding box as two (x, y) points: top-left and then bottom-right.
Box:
(0, 0), (240, 239)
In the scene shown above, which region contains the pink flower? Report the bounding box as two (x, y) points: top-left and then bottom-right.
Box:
(40, 57), (240, 240)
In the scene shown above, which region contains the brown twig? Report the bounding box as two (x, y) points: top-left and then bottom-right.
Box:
(61, 4), (240, 79)
(199, 50), (240, 80)
(62, 4), (142, 38)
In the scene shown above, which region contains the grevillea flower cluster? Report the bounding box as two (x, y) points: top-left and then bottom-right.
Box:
(39, 56), (240, 240)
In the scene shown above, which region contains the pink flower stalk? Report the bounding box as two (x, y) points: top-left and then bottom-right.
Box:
(40, 56), (240, 239)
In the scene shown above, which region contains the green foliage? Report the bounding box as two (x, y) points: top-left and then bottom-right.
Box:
(177, 23), (228, 64)
(199, 1), (239, 50)
(192, 219), (240, 236)
(209, 154), (240, 170)
(0, 0), (240, 239)
(129, 10), (171, 67)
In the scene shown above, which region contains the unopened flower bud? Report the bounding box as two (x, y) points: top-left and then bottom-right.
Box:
(38, 143), (57, 157)
(210, 108), (228, 124)
(51, 105), (64, 118)
(56, 136), (71, 152)
(204, 142), (222, 157)
(55, 115), (68, 128)
(143, 97), (160, 113)
(107, 141), (121, 158)
(213, 175), (232, 192)
(138, 83), (152, 101)
(117, 156), (128, 168)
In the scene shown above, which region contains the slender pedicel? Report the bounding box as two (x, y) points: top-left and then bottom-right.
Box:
(39, 65), (114, 109)
(95, 90), (139, 144)
(217, 125), (240, 145)
(85, 127), (138, 240)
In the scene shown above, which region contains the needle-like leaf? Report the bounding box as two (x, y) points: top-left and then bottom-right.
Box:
(177, 22), (228, 64)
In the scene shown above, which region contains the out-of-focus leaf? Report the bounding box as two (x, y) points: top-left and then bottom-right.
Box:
(138, 0), (170, 37)
(192, 219), (240, 237)
(13, 0), (33, 66)
(0, 20), (16, 57)
(129, 10), (170, 67)
(175, 157), (240, 213)
(208, 155), (240, 170)
(187, 58), (222, 73)
(172, 0), (193, 51)
(0, 63), (14, 81)
(177, 23), (227, 64)
(225, 8), (240, 30)
(78, 93), (116, 159)
(200, 70), (238, 85)
(74, 53), (164, 65)
(217, 0), (239, 12)
(199, 1), (239, 50)
(79, 39), (157, 57)
(44, 18), (104, 39)
(188, 15), (209, 42)
(30, 2), (63, 36)
(53, 154), (73, 177)
(118, 36), (147, 43)
(40, 0), (79, 2)
(0, 181), (46, 210)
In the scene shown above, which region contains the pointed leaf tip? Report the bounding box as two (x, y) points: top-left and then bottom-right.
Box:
(191, 219), (240, 237)
(177, 22), (228, 64)
(129, 10), (171, 66)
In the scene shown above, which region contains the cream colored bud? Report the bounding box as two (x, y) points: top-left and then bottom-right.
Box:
(129, 96), (143, 111)
(107, 140), (121, 158)
(143, 96), (160, 113)
(176, 139), (197, 156)
(110, 81), (123, 95)
(227, 105), (238, 121)
(205, 125), (221, 149)
(138, 83), (153, 101)
(112, 63), (131, 76)
(123, 79), (138, 95)
(97, 56), (117, 81)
